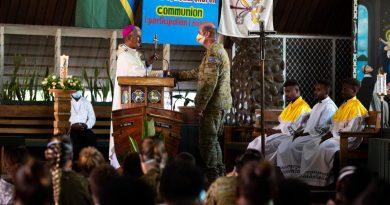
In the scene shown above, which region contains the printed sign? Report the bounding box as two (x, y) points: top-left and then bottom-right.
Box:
(142, 0), (219, 45)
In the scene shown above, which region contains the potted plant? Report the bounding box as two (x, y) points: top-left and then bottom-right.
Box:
(172, 90), (198, 123)
(42, 74), (84, 92)
(172, 90), (194, 110)
(42, 74), (84, 131)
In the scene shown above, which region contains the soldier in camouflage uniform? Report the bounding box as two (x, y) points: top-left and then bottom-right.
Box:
(170, 22), (232, 184)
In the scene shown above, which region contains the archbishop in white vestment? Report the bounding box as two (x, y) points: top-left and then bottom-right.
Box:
(109, 25), (157, 168)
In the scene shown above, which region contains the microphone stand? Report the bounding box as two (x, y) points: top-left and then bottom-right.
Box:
(248, 21), (276, 157)
(146, 34), (158, 77)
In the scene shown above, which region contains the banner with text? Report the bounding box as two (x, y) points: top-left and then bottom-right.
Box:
(219, 0), (274, 38)
(142, 0), (219, 45)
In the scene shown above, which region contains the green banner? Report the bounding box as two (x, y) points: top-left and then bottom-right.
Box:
(75, 0), (133, 29)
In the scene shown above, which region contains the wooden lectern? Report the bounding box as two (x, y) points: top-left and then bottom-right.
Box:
(112, 77), (183, 163)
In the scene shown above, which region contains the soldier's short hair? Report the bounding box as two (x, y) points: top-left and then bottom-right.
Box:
(283, 79), (299, 88)
(201, 22), (216, 38)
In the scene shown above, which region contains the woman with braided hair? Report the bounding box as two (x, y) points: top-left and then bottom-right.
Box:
(45, 135), (93, 205)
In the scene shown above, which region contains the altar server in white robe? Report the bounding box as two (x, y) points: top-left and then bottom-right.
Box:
(109, 25), (158, 168)
(299, 78), (368, 186)
(247, 79), (311, 161)
(277, 80), (337, 177)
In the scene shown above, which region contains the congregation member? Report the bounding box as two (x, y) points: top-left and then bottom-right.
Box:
(78, 146), (105, 178)
(13, 159), (51, 205)
(99, 176), (155, 205)
(354, 179), (390, 205)
(141, 138), (168, 203)
(89, 164), (119, 205)
(274, 178), (311, 205)
(122, 152), (144, 179)
(236, 161), (277, 205)
(300, 78), (368, 186)
(0, 146), (29, 205)
(109, 25), (158, 168)
(170, 22), (232, 183)
(160, 161), (205, 205)
(277, 80), (337, 177)
(248, 79), (311, 161)
(205, 149), (262, 205)
(326, 166), (372, 205)
(45, 135), (93, 205)
(69, 90), (96, 160)
(175, 152), (197, 165)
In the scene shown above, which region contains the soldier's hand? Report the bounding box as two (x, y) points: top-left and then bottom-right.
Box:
(170, 70), (178, 78)
(195, 107), (203, 119)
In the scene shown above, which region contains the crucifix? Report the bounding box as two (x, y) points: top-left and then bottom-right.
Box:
(248, 21), (276, 156)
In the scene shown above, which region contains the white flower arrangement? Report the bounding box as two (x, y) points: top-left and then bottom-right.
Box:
(42, 75), (84, 91)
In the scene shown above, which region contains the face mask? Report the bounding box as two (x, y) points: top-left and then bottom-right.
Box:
(72, 90), (82, 99)
(196, 34), (205, 44)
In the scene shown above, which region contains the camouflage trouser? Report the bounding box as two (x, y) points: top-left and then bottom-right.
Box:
(199, 109), (226, 184)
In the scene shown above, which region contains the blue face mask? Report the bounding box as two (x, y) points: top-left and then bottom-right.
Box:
(72, 90), (82, 99)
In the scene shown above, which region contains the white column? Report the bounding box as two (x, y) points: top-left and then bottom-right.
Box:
(0, 26), (4, 97)
(110, 31), (117, 84)
(54, 28), (62, 75)
(163, 44), (170, 70)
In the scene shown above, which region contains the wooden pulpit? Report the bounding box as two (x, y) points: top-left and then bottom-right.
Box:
(112, 77), (183, 163)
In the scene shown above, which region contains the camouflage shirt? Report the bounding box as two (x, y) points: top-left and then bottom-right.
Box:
(174, 42), (232, 111)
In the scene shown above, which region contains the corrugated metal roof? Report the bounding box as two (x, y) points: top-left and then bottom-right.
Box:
(0, 0), (77, 26)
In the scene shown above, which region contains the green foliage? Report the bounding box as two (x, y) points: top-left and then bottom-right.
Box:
(128, 136), (140, 153)
(83, 67), (102, 102)
(28, 69), (37, 101)
(105, 61), (114, 99)
(2, 55), (23, 101)
(1, 56), (111, 103)
(172, 90), (194, 110)
(93, 68), (101, 101)
(42, 67), (52, 101)
(99, 79), (111, 102)
(2, 81), (10, 100)
(19, 69), (30, 101)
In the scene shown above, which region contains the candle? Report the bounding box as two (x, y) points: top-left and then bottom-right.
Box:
(377, 73), (387, 95)
(60, 55), (69, 82)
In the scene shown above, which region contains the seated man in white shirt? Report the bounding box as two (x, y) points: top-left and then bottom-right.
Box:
(277, 80), (338, 177)
(69, 90), (96, 160)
